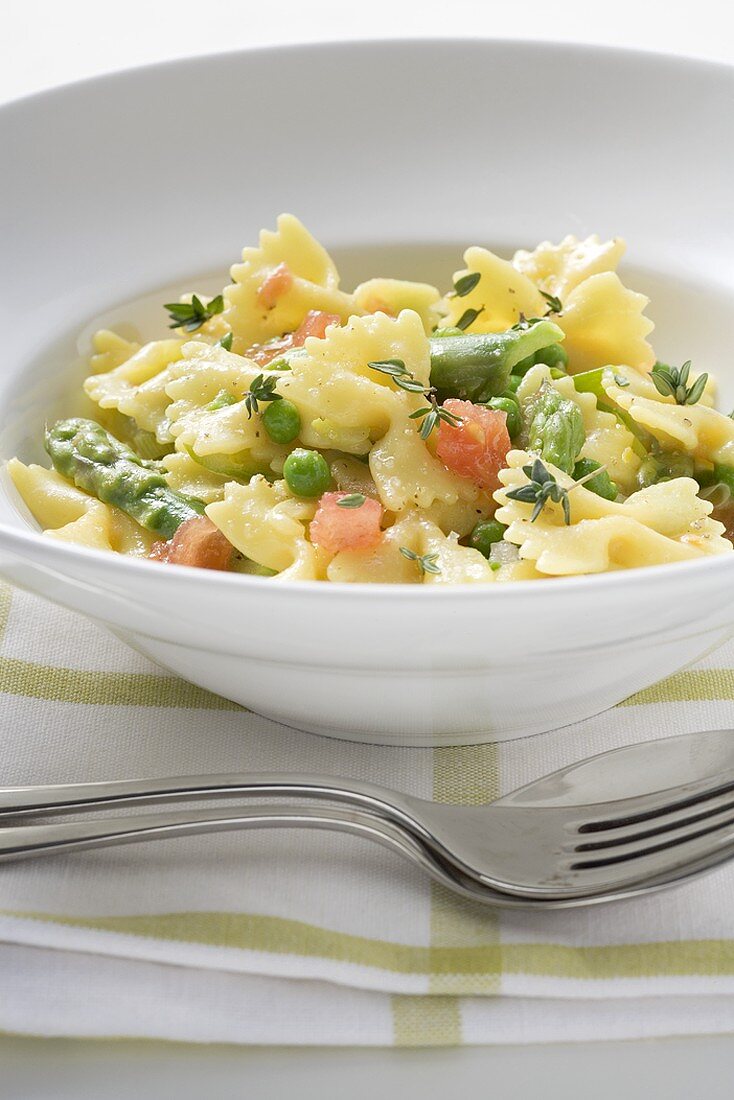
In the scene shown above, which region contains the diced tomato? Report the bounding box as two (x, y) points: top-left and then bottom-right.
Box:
(248, 335), (293, 366)
(435, 399), (511, 491)
(309, 492), (383, 553)
(361, 296), (395, 318)
(256, 263), (294, 309)
(293, 310), (342, 343)
(150, 516), (234, 571)
(247, 310), (342, 366)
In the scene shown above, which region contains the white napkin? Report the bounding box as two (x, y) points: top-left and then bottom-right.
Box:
(1, 581), (734, 1045)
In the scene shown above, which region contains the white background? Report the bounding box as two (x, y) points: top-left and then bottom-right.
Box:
(3, 0), (734, 106)
(2, 2), (734, 1096)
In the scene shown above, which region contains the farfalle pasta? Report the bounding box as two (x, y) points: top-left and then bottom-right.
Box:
(495, 450), (730, 574)
(8, 216), (734, 583)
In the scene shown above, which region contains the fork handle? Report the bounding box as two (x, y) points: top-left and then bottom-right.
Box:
(0, 804), (529, 908)
(0, 803), (426, 868)
(0, 773), (421, 834)
(0, 773), (407, 814)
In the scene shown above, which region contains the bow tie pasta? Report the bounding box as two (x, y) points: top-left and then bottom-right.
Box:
(8, 215), (734, 582)
(495, 451), (730, 574)
(442, 236), (655, 373)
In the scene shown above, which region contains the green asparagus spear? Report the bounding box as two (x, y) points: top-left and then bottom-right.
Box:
(571, 368), (648, 457)
(526, 383), (585, 475)
(99, 408), (174, 461)
(45, 419), (205, 539)
(428, 319), (564, 403)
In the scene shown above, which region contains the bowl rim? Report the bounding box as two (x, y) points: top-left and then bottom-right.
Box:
(3, 506), (733, 602)
(2, 37), (734, 602)
(2, 35), (733, 119)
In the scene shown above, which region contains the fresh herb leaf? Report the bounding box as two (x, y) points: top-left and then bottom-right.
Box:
(505, 457), (615, 524)
(368, 358), (409, 376)
(540, 291), (563, 315)
(336, 493), (367, 509)
(455, 306), (485, 331)
(408, 395), (463, 440)
(399, 547), (442, 575)
(651, 360), (708, 405)
(613, 373), (630, 387)
(453, 272), (481, 298)
(164, 294), (225, 333)
(269, 358), (291, 371)
(506, 457), (572, 524)
(393, 376), (426, 393)
(370, 362), (463, 438)
(218, 332), (234, 351)
(368, 359), (428, 393)
(244, 374), (282, 418)
(684, 373), (709, 406)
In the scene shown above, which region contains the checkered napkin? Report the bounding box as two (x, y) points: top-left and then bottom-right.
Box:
(1, 582), (733, 1046)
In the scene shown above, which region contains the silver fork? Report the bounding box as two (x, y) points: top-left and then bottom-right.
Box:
(1, 729), (734, 904)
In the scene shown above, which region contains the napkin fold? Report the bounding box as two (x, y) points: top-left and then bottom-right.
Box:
(1, 581), (734, 1046)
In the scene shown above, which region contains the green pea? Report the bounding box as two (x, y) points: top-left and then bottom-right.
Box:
(536, 343), (568, 372)
(506, 374), (523, 393)
(639, 452), (695, 488)
(485, 395), (521, 440)
(468, 519), (506, 559)
(573, 458), (618, 501)
(663, 454), (696, 480)
(262, 399), (301, 444)
(283, 448), (331, 497)
(712, 464), (734, 493)
(637, 455), (660, 489)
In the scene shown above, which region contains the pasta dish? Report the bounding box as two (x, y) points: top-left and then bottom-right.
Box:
(9, 216), (734, 583)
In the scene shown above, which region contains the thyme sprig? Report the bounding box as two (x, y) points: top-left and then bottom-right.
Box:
(409, 394), (463, 440)
(164, 294), (225, 332)
(244, 374), (282, 418)
(367, 359), (426, 392)
(399, 547), (442, 575)
(651, 360), (708, 406)
(506, 457), (611, 525)
(218, 332), (233, 351)
(506, 458), (572, 523)
(368, 359), (463, 439)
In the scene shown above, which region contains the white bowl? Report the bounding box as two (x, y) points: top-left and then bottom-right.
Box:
(2, 40), (734, 746)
